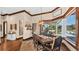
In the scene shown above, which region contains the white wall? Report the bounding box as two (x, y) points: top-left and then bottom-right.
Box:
(23, 12), (32, 39)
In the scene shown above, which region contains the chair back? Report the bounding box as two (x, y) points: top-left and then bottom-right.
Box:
(53, 36), (63, 50)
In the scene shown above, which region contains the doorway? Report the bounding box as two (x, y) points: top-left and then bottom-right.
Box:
(3, 21), (7, 37)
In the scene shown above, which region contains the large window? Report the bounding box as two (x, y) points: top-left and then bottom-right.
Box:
(42, 13), (76, 45)
(66, 13), (76, 44)
(42, 20), (62, 36)
(42, 23), (56, 36)
(56, 20), (62, 35)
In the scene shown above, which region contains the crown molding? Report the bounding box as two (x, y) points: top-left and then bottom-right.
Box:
(1, 7), (59, 16)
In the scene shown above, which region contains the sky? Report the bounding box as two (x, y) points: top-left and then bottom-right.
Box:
(67, 14), (76, 25)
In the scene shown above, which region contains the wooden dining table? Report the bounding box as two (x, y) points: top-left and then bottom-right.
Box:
(34, 34), (56, 50)
(37, 35), (54, 44)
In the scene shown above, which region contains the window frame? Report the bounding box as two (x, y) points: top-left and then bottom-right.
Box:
(66, 13), (76, 45)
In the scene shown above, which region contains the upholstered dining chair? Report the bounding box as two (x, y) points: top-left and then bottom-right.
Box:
(33, 34), (38, 49)
(52, 36), (63, 51)
(43, 36), (63, 51)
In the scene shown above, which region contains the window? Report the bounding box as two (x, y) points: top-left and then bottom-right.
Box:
(42, 23), (56, 36)
(66, 13), (76, 44)
(56, 20), (62, 35)
(42, 20), (62, 36)
(57, 25), (62, 34)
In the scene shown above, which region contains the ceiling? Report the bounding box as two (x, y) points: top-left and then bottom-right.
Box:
(0, 7), (56, 14)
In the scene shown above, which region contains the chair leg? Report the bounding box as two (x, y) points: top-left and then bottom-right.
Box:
(33, 41), (38, 51)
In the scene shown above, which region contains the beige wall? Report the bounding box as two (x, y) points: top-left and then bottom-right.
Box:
(32, 15), (41, 34)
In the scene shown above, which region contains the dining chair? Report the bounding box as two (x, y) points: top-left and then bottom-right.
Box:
(52, 36), (63, 51)
(33, 34), (44, 51)
(33, 34), (38, 49)
(43, 36), (63, 51)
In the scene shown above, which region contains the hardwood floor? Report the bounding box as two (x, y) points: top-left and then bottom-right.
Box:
(0, 38), (22, 51)
(20, 39), (36, 51)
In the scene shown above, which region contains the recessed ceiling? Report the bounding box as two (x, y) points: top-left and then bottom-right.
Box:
(0, 7), (56, 14)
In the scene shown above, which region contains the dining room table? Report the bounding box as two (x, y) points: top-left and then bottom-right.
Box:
(34, 34), (56, 50)
(37, 35), (54, 44)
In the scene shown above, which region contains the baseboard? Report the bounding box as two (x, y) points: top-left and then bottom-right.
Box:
(16, 37), (23, 40)
(23, 37), (33, 41)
